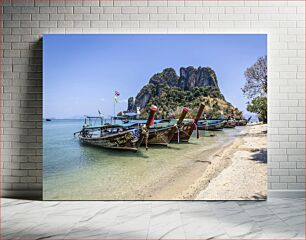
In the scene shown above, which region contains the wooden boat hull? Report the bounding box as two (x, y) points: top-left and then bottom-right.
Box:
(79, 129), (144, 151)
(237, 120), (248, 126)
(224, 121), (236, 128)
(143, 125), (177, 146)
(171, 122), (195, 142)
(237, 117), (251, 126)
(198, 121), (225, 131)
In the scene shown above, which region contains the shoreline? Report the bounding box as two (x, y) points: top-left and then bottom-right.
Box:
(195, 124), (267, 200)
(144, 124), (267, 200)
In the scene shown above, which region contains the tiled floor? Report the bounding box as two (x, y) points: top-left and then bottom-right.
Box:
(2, 198), (305, 239)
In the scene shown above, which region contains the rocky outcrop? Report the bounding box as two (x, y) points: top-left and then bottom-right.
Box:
(126, 66), (242, 119)
(179, 66), (219, 90)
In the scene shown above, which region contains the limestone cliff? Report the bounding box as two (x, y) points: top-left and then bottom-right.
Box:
(126, 66), (242, 119)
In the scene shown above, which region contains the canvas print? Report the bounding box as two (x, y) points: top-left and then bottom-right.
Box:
(43, 34), (267, 200)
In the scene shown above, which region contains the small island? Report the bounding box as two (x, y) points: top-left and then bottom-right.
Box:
(125, 66), (242, 119)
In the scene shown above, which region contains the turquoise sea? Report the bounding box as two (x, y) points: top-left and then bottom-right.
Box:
(43, 119), (244, 200)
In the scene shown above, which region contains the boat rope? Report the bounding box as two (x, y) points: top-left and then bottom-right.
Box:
(175, 124), (180, 144)
(141, 126), (149, 151)
(193, 119), (199, 139)
(145, 130), (149, 150)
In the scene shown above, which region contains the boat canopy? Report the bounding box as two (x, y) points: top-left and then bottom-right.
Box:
(84, 116), (104, 127)
(124, 113), (138, 117)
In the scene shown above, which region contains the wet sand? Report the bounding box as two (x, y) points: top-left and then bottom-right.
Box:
(145, 124), (267, 200)
(196, 124), (267, 200)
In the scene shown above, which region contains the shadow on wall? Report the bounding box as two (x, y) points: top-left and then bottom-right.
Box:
(7, 38), (43, 200)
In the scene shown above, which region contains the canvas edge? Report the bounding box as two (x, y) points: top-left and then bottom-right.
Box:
(2, 190), (304, 200)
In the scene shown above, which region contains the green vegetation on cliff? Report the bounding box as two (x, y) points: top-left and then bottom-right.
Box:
(127, 66), (242, 119)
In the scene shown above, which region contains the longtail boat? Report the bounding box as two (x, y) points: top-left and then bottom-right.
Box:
(198, 119), (225, 131)
(74, 106), (157, 151)
(236, 116), (252, 126)
(224, 119), (236, 128)
(145, 124), (177, 146)
(171, 103), (205, 143)
(144, 107), (191, 146)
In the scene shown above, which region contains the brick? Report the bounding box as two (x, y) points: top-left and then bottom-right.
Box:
(20, 176), (37, 183)
(39, 21), (57, 28)
(73, 6), (90, 13)
(288, 183), (305, 189)
(35, 0), (49, 6)
(103, 6), (121, 14)
(21, 21), (39, 28)
(49, 14), (65, 20)
(271, 183), (288, 189)
(130, 14), (149, 21)
(99, 14), (113, 20)
(74, 21), (90, 28)
(65, 0), (82, 6)
(65, 14), (83, 20)
(83, 13), (99, 20)
(148, 0), (167, 7)
(83, 0), (99, 6)
(21, 6), (39, 13)
(90, 6), (104, 13)
(280, 162), (296, 169)
(150, 14), (168, 21)
(185, 14), (202, 21)
(168, 14), (184, 21)
(158, 7), (176, 14)
(49, 0), (65, 6)
(114, 0), (130, 6)
(4, 21), (20, 28)
(138, 7), (157, 14)
(121, 20), (139, 28)
(32, 13), (50, 20)
(12, 14), (31, 20)
(289, 169), (305, 176)
(12, 0), (34, 7)
(114, 14), (129, 21)
(121, 7), (138, 14)
(12, 28), (31, 35)
(57, 6), (73, 14)
(280, 176), (296, 183)
(131, 0), (148, 6)
(176, 7), (196, 14)
(139, 21), (158, 28)
(57, 21), (73, 28)
(159, 20), (176, 28)
(3, 6), (22, 13)
(90, 21), (107, 28)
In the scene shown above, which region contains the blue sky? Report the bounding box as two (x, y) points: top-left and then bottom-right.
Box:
(43, 34), (267, 119)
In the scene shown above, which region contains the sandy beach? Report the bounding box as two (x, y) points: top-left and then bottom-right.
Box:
(195, 124), (267, 200)
(146, 124), (267, 200)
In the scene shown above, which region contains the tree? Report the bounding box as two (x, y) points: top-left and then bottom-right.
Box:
(247, 97), (267, 123)
(242, 56), (267, 99)
(242, 56), (267, 122)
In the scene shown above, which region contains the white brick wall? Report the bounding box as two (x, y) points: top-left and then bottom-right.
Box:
(1, 0), (305, 198)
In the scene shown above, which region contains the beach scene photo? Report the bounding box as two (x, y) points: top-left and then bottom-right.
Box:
(43, 34), (267, 200)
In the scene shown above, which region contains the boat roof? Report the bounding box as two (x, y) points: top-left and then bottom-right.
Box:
(83, 122), (141, 130)
(124, 113), (138, 117)
(85, 116), (103, 119)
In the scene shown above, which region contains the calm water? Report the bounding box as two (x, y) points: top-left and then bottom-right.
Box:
(43, 119), (244, 200)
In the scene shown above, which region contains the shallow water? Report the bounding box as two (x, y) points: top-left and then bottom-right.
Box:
(43, 119), (244, 200)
